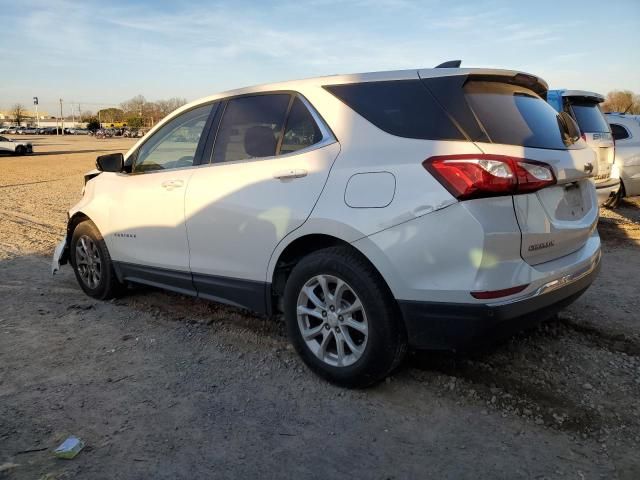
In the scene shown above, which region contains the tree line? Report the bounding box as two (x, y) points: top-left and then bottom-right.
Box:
(6, 95), (187, 129)
(91, 95), (188, 128)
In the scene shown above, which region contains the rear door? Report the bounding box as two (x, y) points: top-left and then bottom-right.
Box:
(184, 93), (339, 309)
(420, 73), (599, 266)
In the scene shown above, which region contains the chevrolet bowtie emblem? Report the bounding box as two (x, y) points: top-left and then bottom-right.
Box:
(584, 162), (594, 174)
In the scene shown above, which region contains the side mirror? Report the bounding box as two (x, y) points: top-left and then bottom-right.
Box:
(96, 152), (124, 172)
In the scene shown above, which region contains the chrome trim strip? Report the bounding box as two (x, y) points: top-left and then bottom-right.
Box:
(494, 249), (601, 306)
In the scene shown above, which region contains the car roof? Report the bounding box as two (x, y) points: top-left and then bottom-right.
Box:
(605, 113), (640, 127)
(175, 66), (546, 114)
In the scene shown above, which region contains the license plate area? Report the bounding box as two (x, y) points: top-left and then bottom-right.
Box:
(558, 183), (586, 220)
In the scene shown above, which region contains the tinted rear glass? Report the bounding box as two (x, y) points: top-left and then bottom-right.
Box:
(570, 103), (610, 133)
(325, 80), (464, 140)
(610, 123), (630, 141)
(464, 81), (573, 149)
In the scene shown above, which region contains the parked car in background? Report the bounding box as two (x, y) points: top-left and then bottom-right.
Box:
(23, 127), (37, 134)
(0, 135), (33, 155)
(52, 67), (601, 386)
(6, 127), (18, 134)
(0, 127), (9, 134)
(605, 113), (640, 204)
(547, 90), (619, 205)
(15, 127), (27, 135)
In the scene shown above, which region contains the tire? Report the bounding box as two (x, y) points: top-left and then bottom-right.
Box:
(603, 181), (626, 209)
(284, 246), (407, 388)
(15, 145), (25, 155)
(70, 221), (123, 300)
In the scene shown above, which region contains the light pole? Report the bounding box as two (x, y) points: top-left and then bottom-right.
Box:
(59, 98), (64, 135)
(33, 97), (39, 128)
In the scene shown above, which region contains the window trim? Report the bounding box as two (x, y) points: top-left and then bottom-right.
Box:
(204, 90), (336, 167)
(126, 101), (219, 175)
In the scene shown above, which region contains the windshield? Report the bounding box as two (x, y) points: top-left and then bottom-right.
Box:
(569, 102), (610, 133)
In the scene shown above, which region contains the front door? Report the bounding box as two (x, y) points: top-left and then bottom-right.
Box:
(107, 103), (214, 291)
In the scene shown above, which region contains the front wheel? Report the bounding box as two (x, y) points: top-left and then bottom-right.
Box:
(284, 246), (407, 388)
(15, 145), (26, 155)
(70, 221), (123, 300)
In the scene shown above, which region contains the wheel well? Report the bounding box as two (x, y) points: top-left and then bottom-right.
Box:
(270, 234), (390, 315)
(59, 212), (91, 266)
(67, 212), (91, 241)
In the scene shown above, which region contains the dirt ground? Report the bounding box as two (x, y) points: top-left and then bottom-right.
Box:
(1, 136), (639, 479)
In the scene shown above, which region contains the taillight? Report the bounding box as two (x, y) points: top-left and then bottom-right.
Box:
(423, 154), (556, 200)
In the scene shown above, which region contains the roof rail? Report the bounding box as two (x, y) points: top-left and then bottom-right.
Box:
(435, 60), (462, 68)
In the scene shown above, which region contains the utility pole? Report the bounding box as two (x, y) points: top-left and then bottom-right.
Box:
(59, 98), (64, 135)
(33, 97), (39, 128)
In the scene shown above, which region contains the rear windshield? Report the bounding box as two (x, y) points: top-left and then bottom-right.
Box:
(324, 80), (464, 140)
(569, 102), (610, 133)
(464, 81), (574, 149)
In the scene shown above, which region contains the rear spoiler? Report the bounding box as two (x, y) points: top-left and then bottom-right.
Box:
(420, 67), (548, 97)
(560, 90), (605, 104)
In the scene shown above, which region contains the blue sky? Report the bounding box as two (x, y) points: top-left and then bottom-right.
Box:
(1, 0), (639, 115)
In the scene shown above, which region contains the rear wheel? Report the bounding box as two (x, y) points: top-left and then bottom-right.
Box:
(70, 221), (123, 300)
(284, 246), (407, 387)
(15, 145), (26, 155)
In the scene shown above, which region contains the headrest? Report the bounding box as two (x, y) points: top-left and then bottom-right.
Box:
(244, 126), (276, 158)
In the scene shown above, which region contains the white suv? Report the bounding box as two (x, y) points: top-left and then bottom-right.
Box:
(53, 67), (601, 386)
(606, 113), (640, 202)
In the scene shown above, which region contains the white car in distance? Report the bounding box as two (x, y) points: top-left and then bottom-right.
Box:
(0, 135), (33, 155)
(606, 113), (640, 203)
(52, 67), (602, 386)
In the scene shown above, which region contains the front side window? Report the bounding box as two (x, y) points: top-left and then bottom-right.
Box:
(212, 94), (291, 163)
(610, 123), (630, 141)
(280, 97), (323, 154)
(134, 104), (213, 172)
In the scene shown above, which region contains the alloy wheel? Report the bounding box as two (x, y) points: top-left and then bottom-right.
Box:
(75, 235), (102, 289)
(296, 274), (368, 367)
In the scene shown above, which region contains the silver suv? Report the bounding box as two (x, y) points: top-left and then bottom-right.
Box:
(53, 67), (601, 386)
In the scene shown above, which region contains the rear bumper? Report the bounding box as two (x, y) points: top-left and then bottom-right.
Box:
(398, 249), (601, 350)
(595, 177), (620, 204)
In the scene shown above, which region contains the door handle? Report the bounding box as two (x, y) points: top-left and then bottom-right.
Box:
(161, 179), (184, 190)
(273, 169), (307, 180)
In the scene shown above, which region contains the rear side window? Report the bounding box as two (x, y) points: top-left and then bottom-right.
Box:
(213, 94), (290, 163)
(464, 81), (574, 149)
(610, 123), (630, 141)
(569, 103), (610, 133)
(324, 80), (464, 140)
(280, 97), (323, 154)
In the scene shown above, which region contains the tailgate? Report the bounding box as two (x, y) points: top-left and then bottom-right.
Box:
(478, 143), (598, 265)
